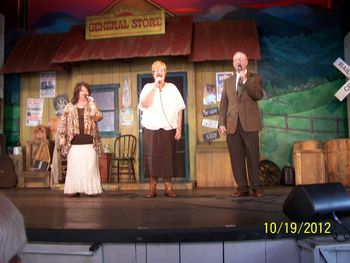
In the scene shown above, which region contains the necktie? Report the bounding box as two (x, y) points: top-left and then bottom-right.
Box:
(237, 77), (243, 93)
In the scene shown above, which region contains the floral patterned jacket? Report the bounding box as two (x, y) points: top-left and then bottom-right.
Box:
(58, 102), (103, 156)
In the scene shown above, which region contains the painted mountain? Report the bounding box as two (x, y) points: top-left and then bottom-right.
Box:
(224, 4), (345, 96)
(223, 4), (348, 169)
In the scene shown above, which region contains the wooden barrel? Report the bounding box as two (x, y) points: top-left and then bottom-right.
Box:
(293, 140), (326, 185)
(324, 139), (350, 186)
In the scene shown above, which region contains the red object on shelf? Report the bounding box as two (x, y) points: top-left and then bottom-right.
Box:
(99, 153), (112, 183)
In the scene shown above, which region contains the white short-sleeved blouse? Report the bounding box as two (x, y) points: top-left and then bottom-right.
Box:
(138, 82), (185, 130)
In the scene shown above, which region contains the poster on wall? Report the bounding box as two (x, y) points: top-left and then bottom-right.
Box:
(203, 84), (217, 105)
(216, 72), (233, 101)
(40, 71), (56, 98)
(26, 98), (44, 126)
(121, 108), (134, 126)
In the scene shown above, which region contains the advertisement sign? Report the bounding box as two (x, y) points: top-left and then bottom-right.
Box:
(26, 98), (44, 126)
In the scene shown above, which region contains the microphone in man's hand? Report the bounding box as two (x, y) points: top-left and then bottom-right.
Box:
(237, 65), (242, 73)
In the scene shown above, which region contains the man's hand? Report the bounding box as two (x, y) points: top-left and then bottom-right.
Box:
(219, 125), (227, 135)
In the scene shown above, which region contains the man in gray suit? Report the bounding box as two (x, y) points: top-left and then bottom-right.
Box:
(219, 51), (264, 197)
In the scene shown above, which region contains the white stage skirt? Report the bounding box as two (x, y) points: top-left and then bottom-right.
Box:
(64, 144), (103, 195)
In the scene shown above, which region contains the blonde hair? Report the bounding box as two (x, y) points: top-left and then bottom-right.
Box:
(151, 60), (167, 73)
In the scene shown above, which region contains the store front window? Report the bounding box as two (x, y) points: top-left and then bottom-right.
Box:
(90, 83), (119, 138)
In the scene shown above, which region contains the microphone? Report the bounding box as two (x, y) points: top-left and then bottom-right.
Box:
(155, 76), (161, 84)
(237, 65), (242, 73)
(86, 96), (94, 102)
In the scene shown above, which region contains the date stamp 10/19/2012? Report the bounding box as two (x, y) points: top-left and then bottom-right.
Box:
(264, 221), (332, 235)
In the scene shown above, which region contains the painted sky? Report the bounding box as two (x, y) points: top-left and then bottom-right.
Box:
(28, 0), (332, 25)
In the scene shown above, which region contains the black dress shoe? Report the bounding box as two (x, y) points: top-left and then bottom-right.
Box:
(231, 191), (249, 197)
(253, 189), (264, 197)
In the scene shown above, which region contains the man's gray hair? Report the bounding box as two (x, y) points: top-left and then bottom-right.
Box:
(0, 193), (27, 263)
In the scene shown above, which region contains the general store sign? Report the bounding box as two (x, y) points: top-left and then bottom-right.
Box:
(86, 10), (165, 40)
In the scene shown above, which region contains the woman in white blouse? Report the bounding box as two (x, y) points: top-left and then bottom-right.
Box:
(139, 60), (185, 198)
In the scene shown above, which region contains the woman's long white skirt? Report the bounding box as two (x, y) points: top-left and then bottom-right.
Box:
(64, 144), (103, 195)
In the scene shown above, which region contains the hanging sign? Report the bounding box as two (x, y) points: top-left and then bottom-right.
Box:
(86, 10), (165, 40)
(203, 130), (220, 144)
(333, 58), (350, 101)
(40, 71), (56, 98)
(202, 118), (218, 129)
(202, 107), (219, 117)
(26, 98), (44, 126)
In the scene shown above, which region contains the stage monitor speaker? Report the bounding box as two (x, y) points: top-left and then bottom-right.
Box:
(283, 183), (350, 222)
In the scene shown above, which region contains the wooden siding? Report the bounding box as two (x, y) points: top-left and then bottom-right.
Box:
(19, 58), (196, 182)
(196, 142), (236, 187)
(194, 60), (257, 187)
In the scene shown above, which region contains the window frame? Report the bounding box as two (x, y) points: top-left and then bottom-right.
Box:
(90, 83), (119, 138)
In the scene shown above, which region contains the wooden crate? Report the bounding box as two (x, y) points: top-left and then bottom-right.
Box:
(324, 139), (350, 186)
(21, 170), (51, 188)
(293, 140), (326, 185)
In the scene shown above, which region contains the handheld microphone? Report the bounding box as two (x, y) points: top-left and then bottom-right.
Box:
(237, 65), (242, 73)
(86, 96), (94, 102)
(155, 77), (162, 84)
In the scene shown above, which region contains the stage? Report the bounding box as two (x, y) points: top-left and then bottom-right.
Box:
(3, 186), (350, 245)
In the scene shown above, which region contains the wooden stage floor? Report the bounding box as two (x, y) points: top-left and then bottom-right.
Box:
(2, 186), (350, 244)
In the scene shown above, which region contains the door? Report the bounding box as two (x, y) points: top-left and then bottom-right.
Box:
(137, 72), (189, 182)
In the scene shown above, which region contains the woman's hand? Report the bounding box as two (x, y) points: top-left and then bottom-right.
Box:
(59, 137), (66, 146)
(175, 128), (181, 141)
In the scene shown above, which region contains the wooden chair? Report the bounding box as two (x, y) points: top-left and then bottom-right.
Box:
(21, 139), (54, 188)
(109, 134), (137, 183)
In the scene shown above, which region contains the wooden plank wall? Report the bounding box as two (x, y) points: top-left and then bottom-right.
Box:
(194, 61), (233, 187)
(19, 58), (256, 187)
(19, 58), (197, 183)
(194, 61), (257, 187)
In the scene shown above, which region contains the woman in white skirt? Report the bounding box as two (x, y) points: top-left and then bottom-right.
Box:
(58, 81), (103, 197)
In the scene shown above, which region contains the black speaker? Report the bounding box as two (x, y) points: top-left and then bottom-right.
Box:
(283, 183), (350, 222)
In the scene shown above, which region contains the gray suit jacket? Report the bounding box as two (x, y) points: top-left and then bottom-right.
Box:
(218, 72), (263, 134)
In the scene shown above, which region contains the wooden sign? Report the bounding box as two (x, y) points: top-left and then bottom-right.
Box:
(86, 10), (165, 40)
(333, 58), (350, 101)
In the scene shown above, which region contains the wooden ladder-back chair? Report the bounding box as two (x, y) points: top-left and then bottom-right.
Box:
(110, 134), (137, 183)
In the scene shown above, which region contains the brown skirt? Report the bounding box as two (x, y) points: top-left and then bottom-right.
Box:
(142, 128), (177, 178)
